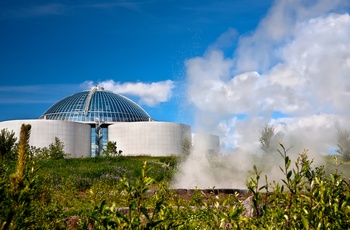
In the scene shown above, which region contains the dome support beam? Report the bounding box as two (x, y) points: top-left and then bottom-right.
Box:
(84, 86), (99, 116)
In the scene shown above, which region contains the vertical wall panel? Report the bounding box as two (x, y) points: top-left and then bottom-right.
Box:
(108, 122), (191, 156)
(0, 120), (91, 157)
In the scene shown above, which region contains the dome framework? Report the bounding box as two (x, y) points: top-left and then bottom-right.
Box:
(40, 86), (151, 123)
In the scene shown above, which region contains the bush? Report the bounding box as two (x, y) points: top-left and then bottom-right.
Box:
(0, 128), (17, 161)
(245, 143), (350, 229)
(91, 162), (244, 229)
(336, 128), (350, 162)
(29, 137), (68, 161)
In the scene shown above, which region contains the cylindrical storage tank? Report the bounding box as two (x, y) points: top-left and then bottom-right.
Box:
(192, 133), (220, 155)
(108, 122), (191, 156)
(0, 120), (91, 158)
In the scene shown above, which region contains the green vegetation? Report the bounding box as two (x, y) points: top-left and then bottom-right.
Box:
(1, 124), (38, 229)
(259, 125), (275, 153)
(103, 141), (122, 157)
(29, 137), (68, 160)
(0, 125), (350, 229)
(259, 124), (284, 154)
(0, 127), (68, 161)
(336, 128), (350, 162)
(0, 154), (179, 229)
(1, 145), (349, 229)
(181, 138), (191, 156)
(0, 128), (17, 160)
(246, 143), (350, 229)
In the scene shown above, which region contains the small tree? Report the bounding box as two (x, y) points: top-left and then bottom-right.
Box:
(181, 138), (192, 156)
(336, 128), (350, 162)
(29, 146), (50, 160)
(48, 137), (67, 159)
(259, 124), (283, 154)
(0, 128), (17, 160)
(259, 125), (275, 153)
(103, 141), (122, 157)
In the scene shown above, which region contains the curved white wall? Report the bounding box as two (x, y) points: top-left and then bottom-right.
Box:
(0, 120), (91, 158)
(108, 122), (191, 156)
(192, 133), (220, 155)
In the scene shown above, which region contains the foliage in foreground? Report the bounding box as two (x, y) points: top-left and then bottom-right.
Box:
(247, 143), (350, 229)
(89, 144), (350, 229)
(0, 124), (40, 229)
(90, 161), (244, 229)
(1, 141), (350, 229)
(0, 155), (179, 229)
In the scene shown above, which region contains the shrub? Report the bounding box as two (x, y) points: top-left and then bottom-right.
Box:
(336, 128), (350, 162)
(91, 162), (244, 229)
(29, 137), (68, 160)
(0, 128), (17, 161)
(103, 141), (122, 157)
(245, 143), (350, 229)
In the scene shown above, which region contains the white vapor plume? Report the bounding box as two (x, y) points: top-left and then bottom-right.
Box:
(82, 80), (175, 107)
(173, 0), (350, 189)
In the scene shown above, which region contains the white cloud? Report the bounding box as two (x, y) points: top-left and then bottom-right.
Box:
(234, 0), (350, 73)
(175, 0), (350, 189)
(82, 80), (175, 107)
(185, 0), (350, 155)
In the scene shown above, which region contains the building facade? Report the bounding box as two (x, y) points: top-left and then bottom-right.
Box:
(0, 86), (219, 157)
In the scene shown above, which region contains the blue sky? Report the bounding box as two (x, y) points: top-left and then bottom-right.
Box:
(0, 0), (272, 123)
(2, 0), (350, 155)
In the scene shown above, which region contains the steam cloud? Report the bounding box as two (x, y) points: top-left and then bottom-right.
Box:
(173, 0), (350, 189)
(82, 79), (175, 107)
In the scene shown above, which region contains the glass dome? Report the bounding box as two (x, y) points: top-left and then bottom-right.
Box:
(40, 86), (151, 123)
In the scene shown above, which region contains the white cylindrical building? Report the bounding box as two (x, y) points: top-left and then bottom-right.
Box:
(108, 121), (191, 156)
(192, 133), (220, 155)
(0, 120), (91, 158)
(0, 87), (220, 158)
